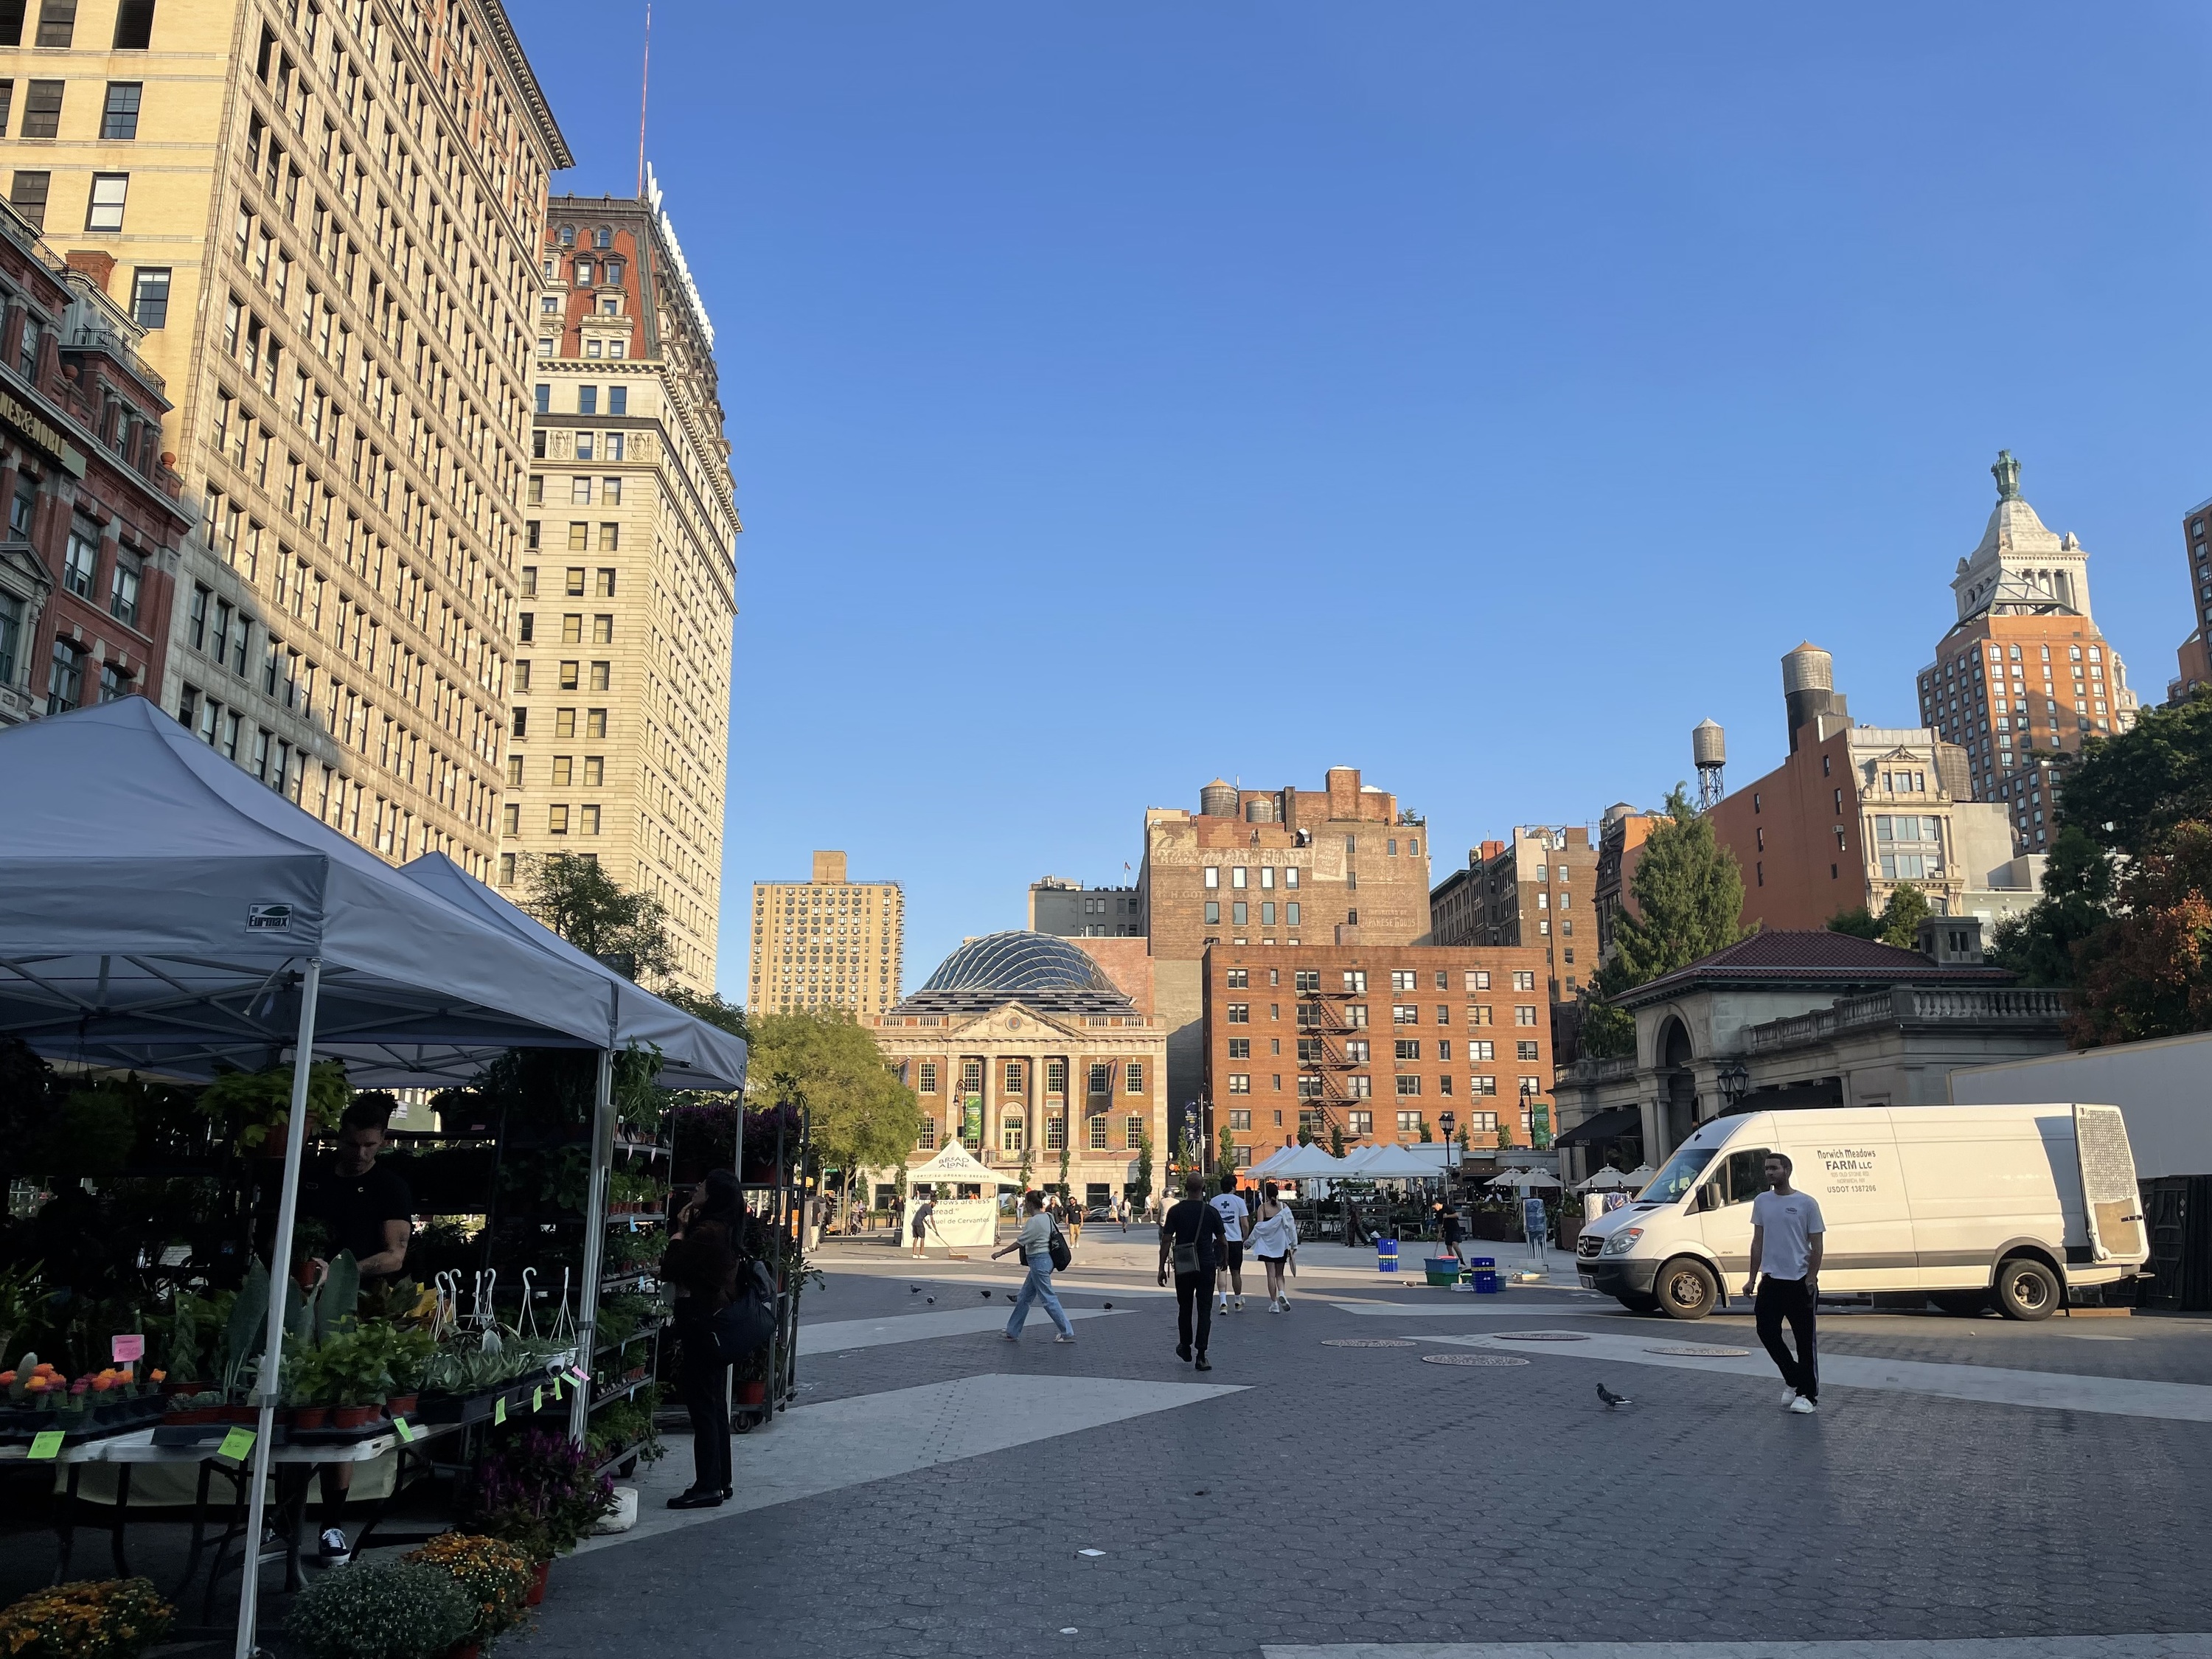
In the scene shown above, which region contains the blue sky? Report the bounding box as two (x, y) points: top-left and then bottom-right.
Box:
(517, 4), (2212, 996)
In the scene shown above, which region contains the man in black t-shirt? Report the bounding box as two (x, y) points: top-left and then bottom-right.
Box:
(299, 1095), (414, 1282)
(1157, 1175), (1228, 1371)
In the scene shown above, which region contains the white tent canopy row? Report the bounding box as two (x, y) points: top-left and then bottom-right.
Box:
(1245, 1143), (1453, 1182)
(1486, 1167), (1563, 1190)
(0, 701), (748, 1659)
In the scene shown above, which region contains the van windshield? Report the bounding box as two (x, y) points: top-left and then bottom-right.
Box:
(1640, 1142), (1717, 1207)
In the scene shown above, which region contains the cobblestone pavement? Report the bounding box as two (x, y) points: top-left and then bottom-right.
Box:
(511, 1268), (2212, 1659)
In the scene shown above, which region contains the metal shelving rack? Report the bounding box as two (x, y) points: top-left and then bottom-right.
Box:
(734, 1106), (809, 1433)
(590, 1133), (671, 1477)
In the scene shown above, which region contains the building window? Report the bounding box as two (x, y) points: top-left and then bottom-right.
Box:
(918, 1061), (938, 1094)
(1471, 1075), (1497, 1096)
(128, 265), (170, 327)
(1087, 1113), (1107, 1150)
(609, 386), (627, 416)
(1002, 1116), (1025, 1154)
(1125, 1062), (1143, 1093)
(100, 81), (142, 139)
(1396, 1076), (1422, 1099)
(21, 79), (63, 137)
(0, 593), (19, 684)
(10, 170), (52, 230)
(1226, 968), (1248, 989)
(1517, 1040), (1540, 1061)
(1228, 1073), (1251, 1094)
(1346, 1110), (1371, 1136)
(85, 173), (128, 232)
(62, 521), (98, 597)
(1225, 1003), (1248, 1024)
(108, 550), (142, 626)
(112, 0), (154, 48)
(1124, 1115), (1143, 1150)
(1394, 1038), (1420, 1061)
(1392, 1004), (1417, 1025)
(46, 639), (82, 714)
(1348, 1075), (1372, 1099)
(1514, 1005), (1538, 1027)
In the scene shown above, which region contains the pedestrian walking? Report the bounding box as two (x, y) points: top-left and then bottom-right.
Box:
(1158, 1175), (1228, 1370)
(992, 1190), (1077, 1343)
(889, 1192), (905, 1248)
(1067, 1197), (1084, 1248)
(1117, 1194), (1130, 1233)
(1210, 1173), (1250, 1314)
(1743, 1152), (1825, 1415)
(1248, 1180), (1299, 1312)
(910, 1194), (934, 1259)
(1342, 1192), (1368, 1248)
(661, 1169), (745, 1509)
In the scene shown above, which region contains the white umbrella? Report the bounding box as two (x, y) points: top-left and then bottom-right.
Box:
(1485, 1168), (1531, 1189)
(1621, 1164), (1658, 1187)
(1578, 1168), (1637, 1192)
(1515, 1171), (1562, 1190)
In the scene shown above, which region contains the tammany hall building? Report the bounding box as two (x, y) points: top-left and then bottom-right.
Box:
(871, 932), (1169, 1214)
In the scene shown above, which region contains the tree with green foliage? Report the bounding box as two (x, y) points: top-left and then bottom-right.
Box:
(519, 852), (675, 984)
(1327, 1121), (1346, 1158)
(2065, 820), (2212, 1046)
(1988, 826), (2118, 987)
(1827, 883), (1931, 949)
(657, 987), (748, 1041)
(1218, 1123), (1239, 1178)
(1579, 786), (1751, 1057)
(2055, 689), (2212, 853)
(745, 1009), (919, 1197)
(1133, 1133), (1154, 1209)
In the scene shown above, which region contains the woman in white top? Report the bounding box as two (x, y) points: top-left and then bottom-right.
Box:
(1246, 1180), (1299, 1312)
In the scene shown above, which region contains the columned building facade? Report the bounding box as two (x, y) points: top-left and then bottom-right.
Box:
(872, 933), (1169, 1211)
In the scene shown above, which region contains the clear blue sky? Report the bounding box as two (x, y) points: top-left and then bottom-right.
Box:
(516, 4), (2212, 998)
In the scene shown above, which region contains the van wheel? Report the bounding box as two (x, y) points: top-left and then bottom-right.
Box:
(1930, 1290), (1989, 1318)
(1656, 1258), (1719, 1321)
(1994, 1257), (2059, 1321)
(1616, 1293), (1660, 1314)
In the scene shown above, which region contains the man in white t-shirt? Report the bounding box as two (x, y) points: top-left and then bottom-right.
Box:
(1744, 1152), (1825, 1415)
(1210, 1176), (1251, 1315)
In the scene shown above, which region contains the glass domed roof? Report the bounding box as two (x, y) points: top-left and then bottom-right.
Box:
(897, 931), (1134, 1017)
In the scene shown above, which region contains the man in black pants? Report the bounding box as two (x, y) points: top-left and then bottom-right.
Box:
(1158, 1175), (1227, 1371)
(1744, 1152), (1825, 1416)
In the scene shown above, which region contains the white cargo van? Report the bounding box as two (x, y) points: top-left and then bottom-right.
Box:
(1573, 1104), (2148, 1321)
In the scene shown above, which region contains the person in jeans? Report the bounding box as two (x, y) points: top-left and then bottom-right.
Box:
(992, 1191), (1077, 1343)
(1744, 1152), (1825, 1416)
(661, 1169), (746, 1508)
(1158, 1175), (1228, 1371)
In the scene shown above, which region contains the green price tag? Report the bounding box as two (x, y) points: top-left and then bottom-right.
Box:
(217, 1427), (257, 1461)
(392, 1416), (415, 1444)
(493, 1397), (507, 1425)
(27, 1430), (65, 1461)
(532, 1386), (544, 1412)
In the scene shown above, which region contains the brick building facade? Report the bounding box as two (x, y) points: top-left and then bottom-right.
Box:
(1202, 942), (1555, 1166)
(1138, 767), (1431, 1128)
(1428, 824), (1594, 1003)
(0, 206), (188, 731)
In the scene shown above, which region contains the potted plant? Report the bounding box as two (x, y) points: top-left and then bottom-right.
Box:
(285, 1560), (473, 1659)
(463, 1429), (617, 1601)
(316, 1328), (392, 1430)
(401, 1534), (534, 1655)
(0, 1576), (173, 1658)
(734, 1346), (770, 1408)
(382, 1325), (435, 1418)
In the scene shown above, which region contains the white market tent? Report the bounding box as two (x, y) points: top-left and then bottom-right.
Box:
(1340, 1144), (1441, 1180)
(1248, 1144), (1349, 1180)
(908, 1142), (1016, 1246)
(1577, 1167), (1640, 1192)
(0, 700), (748, 1656)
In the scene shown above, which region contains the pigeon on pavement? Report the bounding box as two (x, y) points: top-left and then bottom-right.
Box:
(1596, 1383), (1632, 1410)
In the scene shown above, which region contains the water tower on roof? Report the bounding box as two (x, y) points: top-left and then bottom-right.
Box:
(1692, 718), (1727, 811)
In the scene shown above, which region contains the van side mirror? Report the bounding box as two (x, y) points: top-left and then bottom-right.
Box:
(1694, 1183), (1720, 1213)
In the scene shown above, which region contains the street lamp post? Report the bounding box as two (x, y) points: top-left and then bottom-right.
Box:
(1717, 1060), (1750, 1114)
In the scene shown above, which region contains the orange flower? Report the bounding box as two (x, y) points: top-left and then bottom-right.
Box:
(150, 1368), (167, 1383)
(0, 1371), (16, 1385)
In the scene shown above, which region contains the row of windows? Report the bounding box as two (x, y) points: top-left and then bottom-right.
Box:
(509, 706), (607, 739)
(1236, 967), (1534, 994)
(6, 164), (128, 233)
(909, 1060), (1144, 1096)
(514, 612), (616, 646)
(1228, 1000), (1541, 1028)
(0, 1), (159, 51)
(532, 384), (630, 418)
(915, 1114), (1149, 1154)
(0, 77), (142, 140)
(525, 476), (627, 508)
(1255, 1073), (1545, 1099)
(512, 658), (609, 693)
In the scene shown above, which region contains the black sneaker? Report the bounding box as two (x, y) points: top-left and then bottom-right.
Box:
(1175, 1344), (1192, 1363)
(316, 1528), (351, 1563)
(1194, 1356), (1212, 1372)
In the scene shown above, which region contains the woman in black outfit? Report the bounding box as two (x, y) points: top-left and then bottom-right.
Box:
(661, 1168), (743, 1509)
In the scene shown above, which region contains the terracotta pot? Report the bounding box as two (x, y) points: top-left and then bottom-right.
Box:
(385, 1393), (419, 1417)
(166, 1405), (218, 1425)
(222, 1404), (260, 1425)
(291, 1405), (330, 1430)
(736, 1380), (766, 1407)
(525, 1560), (549, 1607)
(331, 1404), (381, 1429)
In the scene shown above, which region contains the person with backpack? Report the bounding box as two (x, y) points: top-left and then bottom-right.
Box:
(992, 1190), (1077, 1343)
(1158, 1175), (1228, 1370)
(661, 1169), (747, 1509)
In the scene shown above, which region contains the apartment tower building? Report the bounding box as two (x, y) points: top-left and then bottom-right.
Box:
(1201, 942), (1554, 1165)
(5, 0), (571, 875)
(1427, 825), (1594, 1003)
(1916, 453), (2139, 854)
(499, 181), (737, 992)
(750, 850), (905, 1018)
(1138, 767), (1431, 1130)
(2173, 497), (2211, 703)
(1028, 875), (1142, 938)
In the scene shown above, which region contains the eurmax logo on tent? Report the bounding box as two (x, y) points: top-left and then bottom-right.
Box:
(247, 904), (294, 931)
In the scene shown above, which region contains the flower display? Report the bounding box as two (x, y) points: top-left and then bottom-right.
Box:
(0, 1577), (174, 1659)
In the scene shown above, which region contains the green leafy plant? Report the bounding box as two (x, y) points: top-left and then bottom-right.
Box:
(285, 1560), (473, 1659)
(0, 1262), (52, 1367)
(310, 1325), (393, 1407)
(196, 1061), (349, 1152)
(0, 1577), (173, 1659)
(218, 1260), (271, 1403)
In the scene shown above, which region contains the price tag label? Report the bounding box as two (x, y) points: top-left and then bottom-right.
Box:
(392, 1417), (416, 1444)
(551, 1377), (564, 1402)
(532, 1386), (543, 1413)
(217, 1427), (257, 1462)
(493, 1397), (507, 1425)
(111, 1334), (146, 1364)
(27, 1430), (65, 1461)
(569, 1366), (590, 1385)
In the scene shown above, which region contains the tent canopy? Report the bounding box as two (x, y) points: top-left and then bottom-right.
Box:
(0, 700), (626, 1085)
(1250, 1144), (1348, 1179)
(911, 1143), (1018, 1187)
(400, 854), (745, 1091)
(1340, 1144), (1441, 1179)
(1554, 1105), (1644, 1148)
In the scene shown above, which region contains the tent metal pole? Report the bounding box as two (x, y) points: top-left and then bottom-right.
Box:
(233, 956), (321, 1659)
(570, 1048), (615, 1444)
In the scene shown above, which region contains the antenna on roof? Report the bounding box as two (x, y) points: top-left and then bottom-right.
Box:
(635, 3), (652, 198)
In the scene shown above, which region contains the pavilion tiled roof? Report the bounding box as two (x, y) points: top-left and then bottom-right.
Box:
(1620, 928), (2016, 1008)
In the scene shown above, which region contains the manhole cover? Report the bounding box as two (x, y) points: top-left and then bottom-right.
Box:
(1422, 1353), (1529, 1367)
(1321, 1338), (1418, 1348)
(1646, 1345), (1750, 1357)
(1492, 1331), (1591, 1342)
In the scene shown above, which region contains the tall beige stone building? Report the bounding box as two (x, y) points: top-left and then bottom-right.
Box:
(498, 180), (737, 993)
(4, 0), (571, 877)
(751, 851), (905, 1018)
